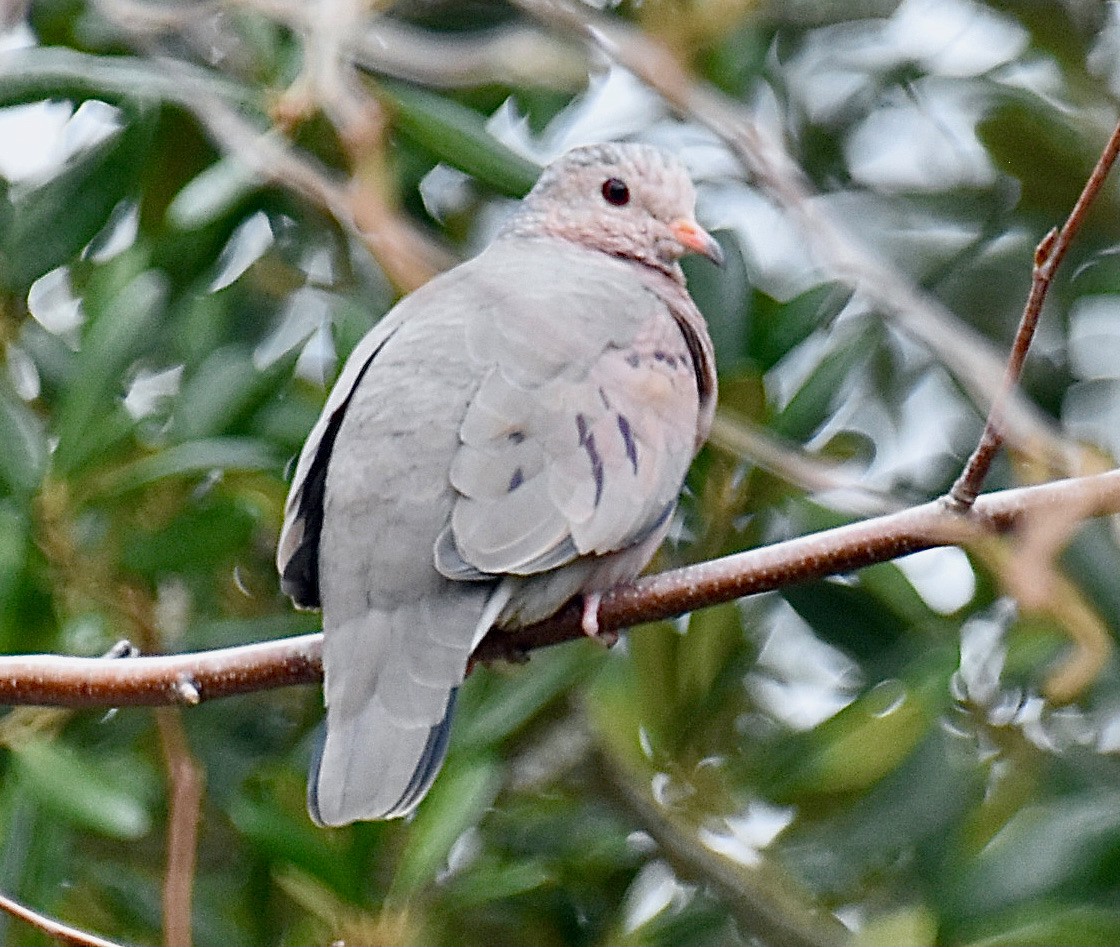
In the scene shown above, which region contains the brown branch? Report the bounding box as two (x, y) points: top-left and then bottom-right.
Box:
(1, 471), (1120, 707)
(155, 709), (203, 947)
(0, 889), (128, 947)
(949, 117), (1120, 509)
(0, 634), (323, 707)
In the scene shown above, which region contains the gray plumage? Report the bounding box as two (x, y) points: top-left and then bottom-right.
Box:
(277, 142), (720, 826)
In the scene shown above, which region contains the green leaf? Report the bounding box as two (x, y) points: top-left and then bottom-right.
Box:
(229, 791), (356, 899)
(677, 601), (748, 709)
(167, 156), (261, 231)
(771, 319), (876, 442)
(960, 905), (1120, 947)
(750, 281), (854, 372)
(855, 905), (938, 947)
(444, 855), (552, 908)
(388, 753), (501, 901)
(13, 740), (151, 840)
(0, 107), (155, 291)
(0, 385), (48, 496)
(455, 645), (594, 750)
(782, 579), (905, 666)
(585, 650), (649, 777)
(380, 81), (541, 197)
(170, 346), (285, 441)
(766, 677), (935, 800)
(52, 269), (167, 473)
(0, 46), (252, 112)
(93, 436), (280, 495)
(626, 620), (681, 748)
(945, 792), (1120, 919)
(122, 497), (257, 576)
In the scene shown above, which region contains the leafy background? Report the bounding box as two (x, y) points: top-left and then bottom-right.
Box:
(3, 0), (1120, 944)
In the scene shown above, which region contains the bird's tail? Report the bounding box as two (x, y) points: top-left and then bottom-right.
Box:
(308, 586), (500, 826)
(308, 688), (458, 825)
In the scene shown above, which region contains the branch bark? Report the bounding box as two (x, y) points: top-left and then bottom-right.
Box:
(2, 469), (1119, 708)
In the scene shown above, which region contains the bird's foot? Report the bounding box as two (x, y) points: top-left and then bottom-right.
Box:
(580, 592), (617, 647)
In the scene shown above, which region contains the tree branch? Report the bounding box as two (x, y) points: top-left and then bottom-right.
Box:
(949, 117), (1120, 508)
(2, 470), (1119, 708)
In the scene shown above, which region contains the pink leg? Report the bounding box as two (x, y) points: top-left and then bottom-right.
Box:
(581, 592), (618, 647)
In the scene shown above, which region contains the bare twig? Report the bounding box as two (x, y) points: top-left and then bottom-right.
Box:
(155, 709), (203, 947)
(948, 118), (1120, 509)
(239, 0), (591, 89)
(2, 470), (1120, 707)
(0, 889), (128, 947)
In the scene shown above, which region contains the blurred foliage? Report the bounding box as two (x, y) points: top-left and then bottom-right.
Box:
(3, 0), (1120, 945)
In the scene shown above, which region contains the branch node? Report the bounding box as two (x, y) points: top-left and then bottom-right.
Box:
(1034, 226), (1059, 268)
(172, 676), (201, 706)
(941, 491), (975, 515)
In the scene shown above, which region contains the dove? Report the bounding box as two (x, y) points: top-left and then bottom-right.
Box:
(277, 142), (722, 826)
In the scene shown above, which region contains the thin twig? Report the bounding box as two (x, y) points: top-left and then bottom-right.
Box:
(110, 589), (203, 947)
(948, 118), (1120, 509)
(1, 470), (1120, 707)
(155, 709), (203, 947)
(0, 889), (128, 947)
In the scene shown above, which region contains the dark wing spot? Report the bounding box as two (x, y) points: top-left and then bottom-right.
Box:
(577, 413), (604, 505)
(617, 414), (638, 475)
(585, 433), (604, 506)
(626, 353), (640, 368)
(653, 350), (667, 362)
(508, 430), (526, 444)
(598, 386), (612, 410)
(508, 467), (525, 492)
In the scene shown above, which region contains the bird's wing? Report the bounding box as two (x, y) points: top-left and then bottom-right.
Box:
(276, 302), (412, 609)
(435, 241), (705, 579)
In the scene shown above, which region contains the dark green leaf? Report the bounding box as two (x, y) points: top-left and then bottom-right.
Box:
(380, 81), (541, 198)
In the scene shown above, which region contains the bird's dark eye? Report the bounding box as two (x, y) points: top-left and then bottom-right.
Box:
(601, 177), (630, 206)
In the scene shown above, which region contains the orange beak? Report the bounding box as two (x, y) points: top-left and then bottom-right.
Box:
(670, 218), (725, 266)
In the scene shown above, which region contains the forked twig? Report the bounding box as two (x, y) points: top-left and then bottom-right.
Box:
(948, 118), (1120, 508)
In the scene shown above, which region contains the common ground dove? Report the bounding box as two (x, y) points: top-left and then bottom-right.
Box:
(278, 142), (722, 826)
